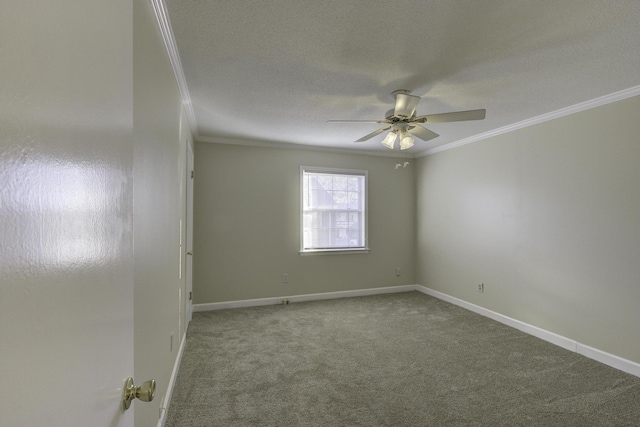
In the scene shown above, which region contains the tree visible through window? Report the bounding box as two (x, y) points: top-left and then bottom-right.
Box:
(301, 167), (368, 252)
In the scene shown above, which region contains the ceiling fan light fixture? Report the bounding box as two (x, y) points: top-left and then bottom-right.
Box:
(399, 129), (414, 150)
(381, 130), (397, 149)
(400, 136), (414, 150)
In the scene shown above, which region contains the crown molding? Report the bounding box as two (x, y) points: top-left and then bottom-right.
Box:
(196, 135), (416, 158)
(150, 0), (199, 138)
(149, 1), (640, 158)
(418, 85), (640, 157)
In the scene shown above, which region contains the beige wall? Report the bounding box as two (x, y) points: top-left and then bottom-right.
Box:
(416, 95), (640, 364)
(134, 0), (187, 424)
(193, 143), (416, 303)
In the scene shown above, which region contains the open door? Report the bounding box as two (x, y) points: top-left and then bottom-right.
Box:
(1, 1), (143, 425)
(0, 0), (136, 420)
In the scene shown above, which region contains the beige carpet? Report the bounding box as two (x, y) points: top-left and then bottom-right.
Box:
(166, 291), (640, 426)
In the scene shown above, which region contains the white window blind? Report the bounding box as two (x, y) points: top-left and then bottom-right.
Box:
(301, 167), (368, 252)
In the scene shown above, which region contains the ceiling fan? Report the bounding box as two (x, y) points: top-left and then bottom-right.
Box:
(328, 90), (486, 150)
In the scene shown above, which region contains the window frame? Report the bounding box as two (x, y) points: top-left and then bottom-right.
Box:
(299, 166), (369, 255)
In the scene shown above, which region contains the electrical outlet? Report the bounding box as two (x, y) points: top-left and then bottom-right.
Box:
(478, 283), (484, 293)
(282, 273), (289, 283)
(395, 267), (402, 277)
(283, 298), (290, 305)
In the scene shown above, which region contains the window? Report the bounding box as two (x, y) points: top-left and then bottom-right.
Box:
(300, 167), (368, 253)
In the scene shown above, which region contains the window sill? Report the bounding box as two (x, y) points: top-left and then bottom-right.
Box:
(299, 248), (370, 256)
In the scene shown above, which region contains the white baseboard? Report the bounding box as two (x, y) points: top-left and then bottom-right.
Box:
(192, 285), (417, 312)
(158, 331), (187, 427)
(194, 296), (281, 311)
(576, 342), (640, 377)
(414, 285), (640, 378)
(192, 284), (640, 378)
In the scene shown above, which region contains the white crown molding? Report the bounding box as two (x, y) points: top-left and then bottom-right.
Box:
(196, 135), (417, 158)
(418, 85), (640, 157)
(150, 0), (199, 138)
(197, 82), (640, 158)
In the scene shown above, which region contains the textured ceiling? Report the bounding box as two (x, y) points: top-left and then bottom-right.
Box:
(164, 0), (640, 155)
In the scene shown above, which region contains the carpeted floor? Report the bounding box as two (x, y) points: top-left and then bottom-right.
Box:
(166, 291), (640, 426)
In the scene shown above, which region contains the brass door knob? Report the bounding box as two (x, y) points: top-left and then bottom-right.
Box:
(122, 377), (156, 410)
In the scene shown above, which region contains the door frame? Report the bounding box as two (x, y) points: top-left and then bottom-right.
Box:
(185, 140), (194, 324)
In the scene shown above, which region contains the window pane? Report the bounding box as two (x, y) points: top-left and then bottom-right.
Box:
(333, 176), (348, 190)
(348, 176), (361, 191)
(333, 191), (347, 209)
(309, 189), (333, 209)
(347, 191), (359, 210)
(304, 212), (333, 230)
(348, 229), (361, 246)
(334, 228), (348, 247)
(313, 228), (331, 248)
(316, 175), (333, 190)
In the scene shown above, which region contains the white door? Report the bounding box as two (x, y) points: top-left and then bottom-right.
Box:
(0, 130), (136, 427)
(0, 1), (135, 425)
(185, 141), (195, 323)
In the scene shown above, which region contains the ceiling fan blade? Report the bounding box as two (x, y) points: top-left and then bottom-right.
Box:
(355, 126), (392, 142)
(413, 109), (486, 124)
(394, 93), (421, 118)
(408, 124), (439, 142)
(327, 120), (391, 124)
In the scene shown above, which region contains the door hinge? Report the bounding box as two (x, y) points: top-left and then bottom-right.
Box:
(191, 170), (194, 179)
(189, 291), (192, 301)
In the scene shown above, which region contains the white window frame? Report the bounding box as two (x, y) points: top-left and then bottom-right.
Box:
(300, 166), (369, 255)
